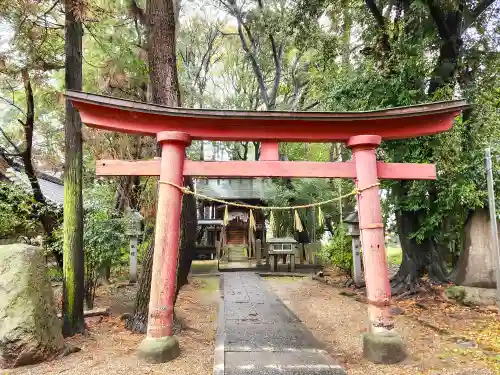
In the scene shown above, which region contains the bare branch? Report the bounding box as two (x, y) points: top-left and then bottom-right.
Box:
(236, 21), (270, 108)
(303, 101), (319, 111)
(38, 0), (61, 20)
(269, 38), (283, 108)
(464, 0), (496, 29)
(0, 127), (22, 154)
(0, 96), (25, 115)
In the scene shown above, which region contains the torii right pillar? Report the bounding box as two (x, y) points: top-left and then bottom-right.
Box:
(347, 135), (406, 364)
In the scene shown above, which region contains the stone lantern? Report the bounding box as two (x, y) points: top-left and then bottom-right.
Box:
(126, 210), (143, 283)
(345, 211), (362, 286)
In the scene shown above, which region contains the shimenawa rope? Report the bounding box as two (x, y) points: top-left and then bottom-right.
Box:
(158, 180), (380, 211)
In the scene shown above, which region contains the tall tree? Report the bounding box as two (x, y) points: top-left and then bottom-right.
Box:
(126, 0), (198, 333)
(0, 1), (65, 264)
(380, 0), (498, 292)
(62, 0), (85, 337)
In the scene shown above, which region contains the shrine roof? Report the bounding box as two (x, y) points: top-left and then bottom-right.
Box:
(196, 178), (268, 200)
(66, 91), (468, 142)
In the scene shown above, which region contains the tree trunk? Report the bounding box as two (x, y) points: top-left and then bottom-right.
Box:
(392, 10), (460, 294)
(389, 2), (495, 295)
(126, 239), (154, 333)
(147, 0), (181, 106)
(126, 0), (197, 334)
(20, 70), (62, 267)
(175, 179), (197, 304)
(428, 38), (460, 96)
(62, 0), (85, 337)
(391, 204), (450, 294)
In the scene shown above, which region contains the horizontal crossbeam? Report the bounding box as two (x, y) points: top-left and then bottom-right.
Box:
(96, 160), (436, 180)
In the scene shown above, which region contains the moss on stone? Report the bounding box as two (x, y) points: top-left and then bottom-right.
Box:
(0, 244), (65, 368)
(137, 336), (180, 363)
(445, 286), (467, 303)
(362, 332), (406, 364)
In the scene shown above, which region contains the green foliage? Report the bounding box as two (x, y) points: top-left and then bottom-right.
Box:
(47, 265), (63, 282)
(0, 181), (60, 242)
(265, 178), (353, 239)
(48, 184), (127, 307)
(318, 224), (352, 273)
(313, 8), (500, 263)
(0, 182), (39, 239)
(386, 247), (403, 266)
(82, 184), (127, 307)
(84, 199), (126, 274)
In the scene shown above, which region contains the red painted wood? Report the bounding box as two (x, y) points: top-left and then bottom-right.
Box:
(147, 132), (190, 338)
(157, 130), (191, 144)
(96, 159), (436, 180)
(377, 163), (436, 179)
(347, 135), (382, 148)
(67, 92), (466, 142)
(96, 159), (160, 175)
(75, 102), (459, 141)
(260, 141), (279, 161)
(348, 137), (394, 334)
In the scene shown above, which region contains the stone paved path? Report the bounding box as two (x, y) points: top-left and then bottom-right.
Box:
(219, 272), (345, 375)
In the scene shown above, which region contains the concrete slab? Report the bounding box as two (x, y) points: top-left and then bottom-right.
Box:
(225, 322), (322, 351)
(225, 351), (345, 375)
(217, 272), (346, 375)
(224, 302), (300, 323)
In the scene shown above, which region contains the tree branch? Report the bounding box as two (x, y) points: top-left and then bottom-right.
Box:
(269, 38), (283, 108)
(424, 0), (451, 39)
(0, 127), (22, 154)
(0, 95), (25, 115)
(303, 101), (320, 111)
(21, 70), (34, 162)
(464, 0), (496, 29)
(236, 21), (270, 108)
(365, 0), (385, 28)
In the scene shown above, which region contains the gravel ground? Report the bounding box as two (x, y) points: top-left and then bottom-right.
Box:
(265, 275), (496, 375)
(3, 277), (219, 375)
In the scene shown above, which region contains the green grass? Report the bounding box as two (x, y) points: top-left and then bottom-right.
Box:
(196, 276), (219, 292)
(190, 260), (219, 275)
(46, 266), (63, 282)
(386, 246), (402, 265)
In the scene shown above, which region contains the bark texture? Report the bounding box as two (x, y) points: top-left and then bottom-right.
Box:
(147, 0), (180, 106)
(391, 208), (449, 294)
(126, 0), (198, 333)
(62, 0), (85, 337)
(126, 240), (154, 333)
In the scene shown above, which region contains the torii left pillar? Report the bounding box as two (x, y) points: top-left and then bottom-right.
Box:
(138, 131), (190, 362)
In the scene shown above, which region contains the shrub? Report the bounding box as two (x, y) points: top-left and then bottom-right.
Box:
(83, 187), (127, 308)
(48, 184), (127, 308)
(0, 181), (42, 240)
(318, 223), (353, 274)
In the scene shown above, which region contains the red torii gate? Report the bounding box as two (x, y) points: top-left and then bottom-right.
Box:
(67, 91), (466, 364)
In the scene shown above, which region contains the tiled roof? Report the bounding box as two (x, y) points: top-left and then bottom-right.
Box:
(195, 178), (269, 200)
(1, 164), (64, 207)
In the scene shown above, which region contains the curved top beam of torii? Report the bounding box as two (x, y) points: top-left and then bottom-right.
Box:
(66, 90), (467, 142)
